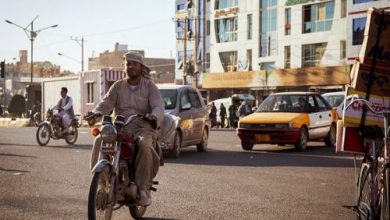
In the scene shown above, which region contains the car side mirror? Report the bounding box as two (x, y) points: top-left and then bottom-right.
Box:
(181, 102), (191, 111)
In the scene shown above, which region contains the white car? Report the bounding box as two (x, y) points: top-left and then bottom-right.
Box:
(322, 91), (345, 118)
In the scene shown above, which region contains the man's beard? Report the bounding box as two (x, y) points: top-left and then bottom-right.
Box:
(127, 70), (141, 80)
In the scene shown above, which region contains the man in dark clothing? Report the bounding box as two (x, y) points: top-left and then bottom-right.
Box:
(219, 103), (227, 128)
(228, 101), (239, 128)
(209, 102), (217, 128)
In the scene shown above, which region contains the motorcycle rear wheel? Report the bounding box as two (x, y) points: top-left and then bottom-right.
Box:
(65, 125), (78, 145)
(36, 124), (51, 146)
(88, 165), (114, 220)
(129, 206), (147, 219)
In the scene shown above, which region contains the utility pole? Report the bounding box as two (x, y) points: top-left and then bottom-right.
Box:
(71, 36), (85, 72)
(183, 17), (188, 85)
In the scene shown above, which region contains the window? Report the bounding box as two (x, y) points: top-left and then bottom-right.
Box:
(285, 8), (291, 35)
(340, 40), (346, 59)
(260, 0), (278, 57)
(353, 17), (366, 45)
(219, 51), (237, 72)
(177, 3), (185, 12)
(302, 43), (327, 67)
(215, 0), (238, 9)
(340, 0), (346, 18)
(315, 95), (330, 111)
(207, 20), (210, 36)
(353, 0), (373, 3)
(180, 90), (191, 109)
(87, 82), (94, 103)
(206, 53), (210, 69)
(285, 46), (291, 68)
(247, 14), (253, 40)
(303, 1), (335, 33)
(215, 17), (238, 43)
(189, 89), (202, 108)
(259, 62), (275, 70)
(247, 49), (252, 71)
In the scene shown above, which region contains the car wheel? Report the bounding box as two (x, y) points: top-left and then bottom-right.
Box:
(196, 129), (208, 152)
(295, 127), (308, 151)
(325, 124), (336, 148)
(241, 141), (254, 151)
(171, 131), (181, 158)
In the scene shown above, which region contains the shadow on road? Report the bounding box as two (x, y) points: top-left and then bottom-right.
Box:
(0, 142), (91, 150)
(165, 145), (356, 168)
(0, 153), (37, 158)
(0, 167), (30, 173)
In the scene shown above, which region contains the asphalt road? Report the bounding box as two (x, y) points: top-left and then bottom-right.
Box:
(0, 127), (358, 220)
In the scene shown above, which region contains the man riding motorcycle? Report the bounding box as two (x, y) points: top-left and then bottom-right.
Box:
(85, 52), (164, 206)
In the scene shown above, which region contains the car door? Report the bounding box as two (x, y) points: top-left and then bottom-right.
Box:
(188, 88), (205, 142)
(177, 88), (196, 145)
(308, 94), (333, 139)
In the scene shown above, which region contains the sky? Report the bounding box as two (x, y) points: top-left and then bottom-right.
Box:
(1, 0), (176, 73)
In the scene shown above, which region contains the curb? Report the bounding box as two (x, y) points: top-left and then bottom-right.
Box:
(0, 118), (30, 128)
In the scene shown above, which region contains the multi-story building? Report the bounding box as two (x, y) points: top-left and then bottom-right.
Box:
(174, 0), (210, 86)
(346, 0), (390, 63)
(175, 0), (358, 101)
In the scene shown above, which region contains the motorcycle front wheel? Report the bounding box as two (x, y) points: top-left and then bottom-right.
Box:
(65, 125), (78, 145)
(88, 165), (114, 220)
(129, 206), (147, 219)
(36, 124), (51, 146)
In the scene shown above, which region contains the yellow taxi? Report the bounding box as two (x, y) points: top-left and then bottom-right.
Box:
(237, 92), (338, 151)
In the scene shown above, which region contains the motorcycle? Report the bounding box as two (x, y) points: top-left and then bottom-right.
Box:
(36, 109), (79, 146)
(86, 114), (161, 220)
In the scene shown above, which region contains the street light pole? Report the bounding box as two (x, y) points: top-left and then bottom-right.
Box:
(5, 17), (58, 83)
(71, 36), (85, 72)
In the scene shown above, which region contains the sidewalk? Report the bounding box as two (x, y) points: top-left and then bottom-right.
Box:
(0, 118), (30, 127)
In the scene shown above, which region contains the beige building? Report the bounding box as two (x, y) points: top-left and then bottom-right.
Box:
(88, 43), (175, 83)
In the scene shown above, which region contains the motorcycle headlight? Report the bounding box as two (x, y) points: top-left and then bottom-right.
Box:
(100, 124), (117, 144)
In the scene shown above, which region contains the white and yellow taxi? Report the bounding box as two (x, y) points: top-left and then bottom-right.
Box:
(237, 92), (338, 151)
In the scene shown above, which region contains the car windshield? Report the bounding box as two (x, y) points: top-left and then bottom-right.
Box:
(159, 89), (177, 110)
(323, 94), (344, 107)
(257, 94), (308, 113)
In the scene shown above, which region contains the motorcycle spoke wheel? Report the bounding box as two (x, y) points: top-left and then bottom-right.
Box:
(65, 126), (78, 145)
(36, 124), (50, 146)
(88, 166), (114, 220)
(357, 164), (372, 220)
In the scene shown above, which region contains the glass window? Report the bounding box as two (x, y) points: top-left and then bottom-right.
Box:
(353, 0), (373, 3)
(302, 43), (327, 67)
(206, 53), (210, 69)
(177, 3), (185, 12)
(189, 89), (202, 108)
(215, 0), (238, 9)
(303, 1), (334, 33)
(87, 82), (94, 103)
(247, 49), (252, 71)
(315, 95), (331, 111)
(340, 40), (346, 59)
(285, 8), (291, 35)
(215, 17), (238, 43)
(341, 0), (346, 18)
(219, 51), (237, 72)
(180, 91), (191, 109)
(160, 89), (178, 110)
(260, 0), (278, 57)
(207, 20), (210, 36)
(247, 14), (253, 40)
(308, 96), (316, 109)
(284, 46), (291, 69)
(353, 17), (366, 45)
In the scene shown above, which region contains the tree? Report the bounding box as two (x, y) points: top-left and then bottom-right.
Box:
(8, 94), (26, 118)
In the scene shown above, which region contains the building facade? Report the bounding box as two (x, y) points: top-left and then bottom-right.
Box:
(88, 43), (175, 84)
(346, 0), (390, 63)
(175, 0), (363, 101)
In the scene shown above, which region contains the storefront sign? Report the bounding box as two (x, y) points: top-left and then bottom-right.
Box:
(214, 7), (239, 18)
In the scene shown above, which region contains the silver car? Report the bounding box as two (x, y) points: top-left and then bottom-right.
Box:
(158, 84), (211, 158)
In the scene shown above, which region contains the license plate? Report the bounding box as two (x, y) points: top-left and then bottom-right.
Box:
(255, 134), (270, 142)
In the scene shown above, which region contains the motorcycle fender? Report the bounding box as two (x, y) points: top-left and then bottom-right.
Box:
(91, 159), (112, 174)
(38, 121), (50, 127)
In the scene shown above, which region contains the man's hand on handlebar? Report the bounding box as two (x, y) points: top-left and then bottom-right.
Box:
(84, 111), (101, 126)
(144, 113), (158, 130)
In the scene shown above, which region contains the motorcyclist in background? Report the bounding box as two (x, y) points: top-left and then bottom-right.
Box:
(52, 87), (74, 135)
(85, 52), (164, 206)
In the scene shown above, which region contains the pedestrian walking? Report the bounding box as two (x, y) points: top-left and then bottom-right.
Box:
(219, 103), (227, 128)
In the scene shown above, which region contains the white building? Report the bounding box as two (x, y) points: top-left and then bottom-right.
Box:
(346, 0), (390, 63)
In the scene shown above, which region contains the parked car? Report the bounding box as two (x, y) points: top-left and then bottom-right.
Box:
(237, 92), (338, 151)
(322, 91), (345, 119)
(158, 84), (211, 158)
